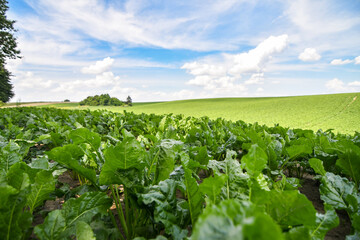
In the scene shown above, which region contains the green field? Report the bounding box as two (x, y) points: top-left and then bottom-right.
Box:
(39, 92), (360, 134)
(2, 106), (359, 239)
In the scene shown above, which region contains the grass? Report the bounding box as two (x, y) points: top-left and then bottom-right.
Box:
(37, 102), (79, 108)
(38, 93), (360, 134)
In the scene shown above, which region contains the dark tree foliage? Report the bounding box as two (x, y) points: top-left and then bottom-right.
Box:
(0, 64), (13, 102)
(0, 0), (20, 102)
(126, 95), (132, 106)
(79, 94), (123, 106)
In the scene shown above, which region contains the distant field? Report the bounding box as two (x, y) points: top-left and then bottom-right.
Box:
(36, 93), (360, 134)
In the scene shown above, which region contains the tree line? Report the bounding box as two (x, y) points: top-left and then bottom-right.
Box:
(0, 0), (20, 103)
(79, 94), (132, 106)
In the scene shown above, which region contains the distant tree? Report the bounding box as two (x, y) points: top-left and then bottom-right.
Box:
(126, 96), (132, 106)
(110, 97), (122, 106)
(64, 99), (70, 102)
(0, 0), (21, 103)
(79, 94), (123, 106)
(15, 97), (21, 107)
(0, 66), (13, 102)
(99, 93), (110, 106)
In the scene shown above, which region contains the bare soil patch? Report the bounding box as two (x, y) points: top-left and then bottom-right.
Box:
(299, 178), (352, 239)
(1, 102), (55, 108)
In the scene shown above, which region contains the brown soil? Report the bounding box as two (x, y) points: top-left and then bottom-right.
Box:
(1, 102), (55, 108)
(32, 171), (79, 226)
(299, 177), (352, 239)
(57, 170), (81, 189)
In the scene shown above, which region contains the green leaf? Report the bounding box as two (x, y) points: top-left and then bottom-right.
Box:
(29, 157), (49, 170)
(274, 174), (301, 191)
(104, 130), (143, 170)
(309, 158), (326, 176)
(253, 173), (270, 191)
(319, 172), (358, 214)
(193, 199), (243, 240)
(99, 130), (145, 185)
(208, 150), (250, 201)
(346, 231), (360, 240)
(243, 213), (284, 240)
(6, 162), (36, 190)
(0, 185), (31, 240)
(199, 174), (228, 204)
(192, 199), (284, 240)
(76, 221), (96, 240)
(264, 190), (316, 229)
(0, 167), (32, 240)
(309, 204), (339, 240)
(69, 128), (101, 150)
(62, 192), (112, 233)
(154, 139), (182, 184)
(284, 226), (310, 240)
(194, 146), (210, 166)
(35, 192), (112, 240)
(286, 138), (313, 159)
(138, 179), (188, 240)
(27, 170), (56, 213)
(336, 143), (360, 188)
(34, 210), (66, 240)
(50, 132), (65, 147)
(0, 141), (22, 174)
(352, 212), (360, 232)
(267, 139), (283, 171)
(183, 165), (203, 225)
(241, 144), (268, 177)
(139, 179), (178, 205)
(47, 144), (97, 186)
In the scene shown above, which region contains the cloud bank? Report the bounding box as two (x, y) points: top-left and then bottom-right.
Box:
(81, 57), (115, 74)
(182, 35), (289, 95)
(326, 78), (360, 92)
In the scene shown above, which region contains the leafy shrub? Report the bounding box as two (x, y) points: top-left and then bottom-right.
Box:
(79, 94), (123, 106)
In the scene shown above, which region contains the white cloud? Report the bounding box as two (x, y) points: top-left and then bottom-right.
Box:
(283, 0), (360, 58)
(182, 35), (288, 96)
(7, 1), (360, 102)
(348, 81), (360, 87)
(245, 73), (264, 85)
(15, 0), (245, 51)
(285, 0), (360, 36)
(256, 87), (264, 93)
(330, 59), (353, 65)
(6, 58), (24, 73)
(81, 57), (115, 74)
(271, 80), (281, 84)
(15, 72), (55, 89)
(54, 71), (120, 93)
(325, 78), (347, 91)
(181, 62), (227, 77)
(228, 35), (288, 76)
(355, 56), (360, 65)
(298, 48), (321, 62)
(10, 71), (58, 101)
(325, 78), (360, 93)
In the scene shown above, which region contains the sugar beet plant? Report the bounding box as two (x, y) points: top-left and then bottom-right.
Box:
(0, 107), (359, 240)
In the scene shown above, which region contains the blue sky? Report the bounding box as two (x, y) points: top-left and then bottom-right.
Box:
(6, 0), (360, 102)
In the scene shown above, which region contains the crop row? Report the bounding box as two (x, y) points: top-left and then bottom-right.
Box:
(0, 107), (359, 239)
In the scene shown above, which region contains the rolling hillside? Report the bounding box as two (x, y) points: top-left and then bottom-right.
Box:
(42, 92), (360, 134)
